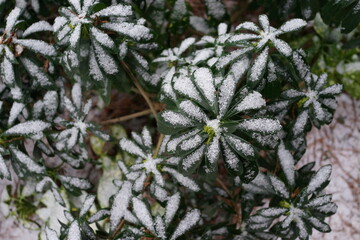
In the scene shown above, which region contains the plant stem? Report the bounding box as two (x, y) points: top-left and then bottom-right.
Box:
(110, 219), (125, 239)
(101, 109), (153, 125)
(153, 133), (164, 157)
(120, 61), (158, 121)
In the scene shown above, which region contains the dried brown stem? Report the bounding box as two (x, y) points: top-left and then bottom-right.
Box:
(101, 109), (153, 125)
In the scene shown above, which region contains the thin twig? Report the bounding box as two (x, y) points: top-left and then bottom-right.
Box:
(120, 61), (158, 121)
(101, 109), (153, 125)
(153, 134), (164, 157)
(216, 177), (232, 198)
(110, 219), (125, 239)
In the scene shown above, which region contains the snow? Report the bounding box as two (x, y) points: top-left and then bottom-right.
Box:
(79, 195), (95, 217)
(319, 84), (343, 96)
(43, 91), (58, 121)
(277, 141), (295, 186)
(269, 175), (289, 198)
(5, 7), (21, 33)
(23, 21), (53, 37)
(279, 19), (307, 33)
(171, 0), (187, 20)
(1, 57), (15, 85)
(13, 39), (56, 57)
(0, 155), (10, 180)
(218, 74), (235, 117)
(177, 38), (195, 56)
(226, 135), (255, 157)
(92, 41), (118, 74)
(235, 22), (260, 32)
(110, 181), (133, 231)
(193, 68), (216, 106)
(304, 165), (332, 196)
(45, 227), (59, 240)
(305, 195), (332, 208)
(205, 0), (226, 20)
(119, 138), (147, 158)
(258, 15), (270, 31)
(162, 167), (200, 191)
(4, 120), (50, 136)
(293, 110), (309, 135)
(8, 102), (25, 126)
(235, 91), (266, 112)
(10, 148), (45, 174)
(272, 38), (292, 56)
(179, 100), (209, 122)
(238, 118), (281, 133)
(182, 145), (205, 171)
(248, 47), (268, 84)
(91, 5), (132, 17)
(141, 127), (152, 149)
(132, 197), (155, 233)
(161, 111), (193, 126)
(21, 57), (50, 87)
(68, 221), (81, 240)
(101, 22), (152, 41)
(173, 74), (202, 101)
(58, 176), (91, 189)
(180, 134), (203, 151)
(69, 24), (81, 48)
(88, 210), (110, 223)
(90, 27), (115, 49)
(259, 208), (287, 217)
(221, 139), (239, 170)
(169, 209), (201, 240)
(216, 48), (252, 69)
(165, 192), (180, 225)
(89, 48), (103, 81)
(167, 130), (199, 152)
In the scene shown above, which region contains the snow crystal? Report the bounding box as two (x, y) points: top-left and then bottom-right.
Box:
(71, 83), (82, 110)
(45, 227), (59, 240)
(206, 135), (220, 165)
(218, 74), (235, 117)
(23, 21), (53, 37)
(182, 145), (205, 170)
(132, 197), (155, 233)
(238, 118), (281, 133)
(192, 49), (214, 65)
(221, 139), (239, 170)
(319, 84), (342, 96)
(177, 38), (196, 56)
(4, 120), (50, 136)
(5, 7), (21, 33)
(248, 47), (269, 84)
(90, 27), (115, 49)
(58, 176), (91, 189)
(279, 19), (307, 33)
(151, 184), (168, 201)
(228, 33), (261, 42)
(8, 102), (25, 126)
(161, 111), (193, 126)
(269, 175), (289, 198)
(119, 138), (147, 158)
(189, 16), (211, 34)
(216, 47), (252, 69)
(89, 48), (103, 81)
(170, 209), (201, 240)
(292, 50), (311, 84)
(167, 130), (199, 152)
(13, 39), (56, 56)
(235, 22), (260, 32)
(88, 210), (110, 223)
(163, 167), (200, 191)
(68, 221), (81, 240)
(313, 100), (325, 121)
(53, 16), (67, 32)
(305, 194), (332, 208)
(272, 38), (292, 56)
(110, 181), (133, 231)
(173, 75), (202, 101)
(179, 100), (208, 122)
(307, 217), (330, 232)
(92, 41), (118, 74)
(0, 155), (11, 180)
(79, 195), (95, 217)
(180, 134), (203, 151)
(193, 68), (216, 106)
(226, 135), (255, 157)
(165, 192), (180, 225)
(205, 0), (226, 20)
(141, 127), (152, 149)
(258, 15), (270, 31)
(21, 57), (50, 86)
(277, 141), (295, 186)
(155, 215), (166, 238)
(1, 57), (15, 85)
(304, 165), (332, 196)
(43, 91), (58, 121)
(69, 24), (81, 49)
(218, 23), (228, 35)
(235, 91), (266, 112)
(10, 148), (45, 174)
(171, 0), (187, 20)
(101, 22), (151, 41)
(260, 207), (287, 217)
(91, 4), (132, 17)
(293, 110), (309, 135)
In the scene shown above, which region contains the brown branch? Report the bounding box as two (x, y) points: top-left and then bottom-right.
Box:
(153, 134), (164, 157)
(120, 61), (158, 121)
(101, 109), (153, 125)
(111, 219), (125, 239)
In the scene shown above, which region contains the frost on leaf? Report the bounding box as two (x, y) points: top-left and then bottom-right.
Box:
(169, 209), (201, 240)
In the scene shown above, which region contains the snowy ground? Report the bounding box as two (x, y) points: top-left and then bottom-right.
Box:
(0, 94), (359, 239)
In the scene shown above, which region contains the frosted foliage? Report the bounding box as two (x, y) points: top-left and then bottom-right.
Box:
(88, 210), (110, 223)
(43, 91), (58, 121)
(167, 130), (199, 152)
(260, 208), (287, 217)
(119, 138), (146, 158)
(23, 21), (53, 37)
(11, 148), (45, 174)
(21, 58), (50, 86)
(279, 19), (307, 33)
(249, 47), (268, 83)
(5, 7), (21, 33)
(89, 49), (103, 81)
(269, 175), (289, 198)
(173, 75), (201, 101)
(4, 120), (50, 136)
(1, 57), (15, 85)
(259, 15), (270, 30)
(59, 176), (91, 189)
(93, 41), (118, 74)
(110, 181), (132, 231)
(273, 38), (292, 56)
(182, 145), (205, 170)
(90, 27), (115, 49)
(71, 83), (82, 110)
(305, 195), (332, 208)
(221, 140), (239, 170)
(141, 127), (152, 149)
(101, 22), (151, 41)
(165, 192), (180, 225)
(0, 155), (11, 179)
(320, 84), (342, 96)
(68, 221), (81, 240)
(206, 136), (220, 164)
(218, 74), (235, 116)
(308, 217), (330, 232)
(172, 0), (187, 20)
(235, 91), (266, 112)
(8, 102), (25, 125)
(193, 68), (216, 106)
(162, 111), (193, 126)
(277, 141), (295, 186)
(177, 38), (195, 55)
(293, 110), (308, 135)
(170, 209), (201, 240)
(235, 22), (260, 32)
(79, 195), (95, 217)
(205, 0), (226, 19)
(45, 227), (59, 240)
(132, 197), (155, 233)
(163, 167), (200, 191)
(179, 100), (208, 122)
(180, 134), (203, 151)
(13, 39), (56, 56)
(227, 135), (255, 157)
(304, 165), (332, 196)
(93, 5), (132, 17)
(238, 118), (281, 133)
